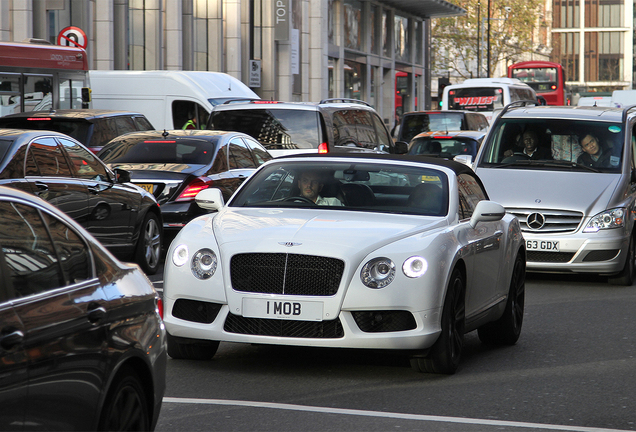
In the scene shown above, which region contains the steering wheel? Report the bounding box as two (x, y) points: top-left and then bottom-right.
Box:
(284, 196), (316, 204)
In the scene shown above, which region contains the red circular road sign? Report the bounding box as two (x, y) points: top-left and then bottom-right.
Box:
(57, 26), (87, 49)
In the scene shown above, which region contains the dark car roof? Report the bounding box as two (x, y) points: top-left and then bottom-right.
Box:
(0, 128), (74, 141)
(0, 109), (147, 121)
(275, 151), (477, 177)
(106, 129), (238, 141)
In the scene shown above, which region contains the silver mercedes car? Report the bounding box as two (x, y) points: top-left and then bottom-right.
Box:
(474, 103), (636, 285)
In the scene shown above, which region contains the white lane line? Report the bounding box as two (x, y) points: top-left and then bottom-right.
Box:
(162, 397), (628, 432)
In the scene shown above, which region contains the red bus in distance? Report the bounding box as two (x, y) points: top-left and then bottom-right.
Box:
(507, 61), (567, 106)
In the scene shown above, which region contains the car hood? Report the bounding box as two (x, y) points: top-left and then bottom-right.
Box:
(477, 168), (621, 214)
(210, 207), (446, 260)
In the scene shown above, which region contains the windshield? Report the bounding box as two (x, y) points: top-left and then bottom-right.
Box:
(231, 160), (449, 216)
(400, 113), (466, 142)
(511, 67), (558, 92)
(447, 87), (504, 112)
(210, 109), (321, 150)
(99, 138), (218, 165)
(478, 118), (624, 173)
(409, 137), (480, 159)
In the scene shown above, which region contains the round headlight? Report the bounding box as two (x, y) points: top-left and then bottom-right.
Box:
(361, 257), (396, 288)
(403, 256), (428, 278)
(172, 244), (189, 267)
(191, 248), (217, 279)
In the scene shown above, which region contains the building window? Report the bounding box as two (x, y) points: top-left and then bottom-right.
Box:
(415, 20), (423, 65)
(382, 10), (390, 57)
(370, 5), (379, 55)
(128, 0), (160, 70)
(328, 0), (335, 45)
(251, 0), (263, 60)
(344, 60), (363, 100)
(586, 31), (624, 82)
(394, 14), (409, 62)
(586, 0), (624, 28)
(344, 0), (363, 51)
(553, 32), (580, 81)
(553, 0), (580, 29)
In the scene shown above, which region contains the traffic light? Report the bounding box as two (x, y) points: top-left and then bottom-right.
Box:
(438, 77), (450, 107)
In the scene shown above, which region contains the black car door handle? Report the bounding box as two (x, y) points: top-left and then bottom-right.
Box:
(0, 329), (25, 350)
(87, 305), (107, 323)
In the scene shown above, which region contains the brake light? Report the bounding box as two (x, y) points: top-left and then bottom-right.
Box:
(433, 136), (452, 139)
(176, 177), (211, 201)
(27, 117), (51, 121)
(254, 100), (280, 104)
(551, 85), (557, 90)
(144, 140), (176, 143)
(157, 297), (163, 319)
(318, 142), (329, 154)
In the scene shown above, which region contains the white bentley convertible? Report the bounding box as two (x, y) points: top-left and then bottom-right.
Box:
(163, 154), (525, 374)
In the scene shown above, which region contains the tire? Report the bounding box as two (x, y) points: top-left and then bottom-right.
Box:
(135, 211), (162, 275)
(411, 268), (465, 374)
(167, 333), (220, 360)
(478, 251), (525, 345)
(608, 236), (635, 286)
(98, 366), (149, 431)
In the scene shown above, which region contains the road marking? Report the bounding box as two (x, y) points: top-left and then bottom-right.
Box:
(162, 397), (628, 431)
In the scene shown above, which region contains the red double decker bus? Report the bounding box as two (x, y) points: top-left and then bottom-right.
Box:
(507, 61), (567, 106)
(0, 39), (89, 115)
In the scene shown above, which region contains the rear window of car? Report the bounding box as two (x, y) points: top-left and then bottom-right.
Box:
(409, 137), (479, 158)
(400, 113), (466, 142)
(448, 87), (504, 112)
(0, 118), (90, 144)
(99, 138), (218, 165)
(209, 109), (321, 150)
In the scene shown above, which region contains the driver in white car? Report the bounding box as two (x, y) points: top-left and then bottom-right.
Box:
(298, 170), (343, 206)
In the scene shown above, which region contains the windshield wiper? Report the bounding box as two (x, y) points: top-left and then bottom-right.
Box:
(489, 159), (600, 172)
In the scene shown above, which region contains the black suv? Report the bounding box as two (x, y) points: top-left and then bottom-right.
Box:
(207, 98), (407, 157)
(0, 109), (155, 154)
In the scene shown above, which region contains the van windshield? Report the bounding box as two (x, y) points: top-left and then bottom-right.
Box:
(448, 88), (504, 112)
(478, 118), (624, 173)
(209, 109), (321, 150)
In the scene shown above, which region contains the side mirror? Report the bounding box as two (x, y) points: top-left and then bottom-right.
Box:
(394, 141), (409, 154)
(469, 201), (505, 228)
(113, 168), (131, 184)
(453, 154), (473, 167)
(195, 188), (224, 212)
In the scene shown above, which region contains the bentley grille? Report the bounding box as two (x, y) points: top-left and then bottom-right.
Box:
(230, 253), (345, 296)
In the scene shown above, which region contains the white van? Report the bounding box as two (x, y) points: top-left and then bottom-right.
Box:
(88, 70), (259, 130)
(610, 90), (636, 108)
(442, 78), (537, 124)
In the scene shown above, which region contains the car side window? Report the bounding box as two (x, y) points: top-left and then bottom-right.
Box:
(210, 142), (229, 173)
(89, 118), (118, 149)
(59, 138), (110, 181)
(134, 116), (154, 131)
(243, 137), (272, 165)
(457, 173), (487, 220)
(112, 116), (137, 136)
(0, 200), (65, 298)
(371, 113), (392, 147)
(229, 138), (256, 169)
(41, 212), (91, 284)
(26, 137), (72, 177)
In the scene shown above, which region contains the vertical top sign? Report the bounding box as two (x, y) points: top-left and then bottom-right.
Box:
(275, 0), (290, 41)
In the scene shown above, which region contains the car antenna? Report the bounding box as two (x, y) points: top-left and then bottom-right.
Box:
(162, 130), (169, 138)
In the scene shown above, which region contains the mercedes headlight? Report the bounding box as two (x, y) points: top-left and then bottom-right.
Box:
(583, 208), (625, 233)
(361, 258), (396, 288)
(191, 248), (218, 279)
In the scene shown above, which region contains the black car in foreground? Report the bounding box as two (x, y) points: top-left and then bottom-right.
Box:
(98, 129), (272, 245)
(0, 186), (166, 430)
(0, 129), (163, 274)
